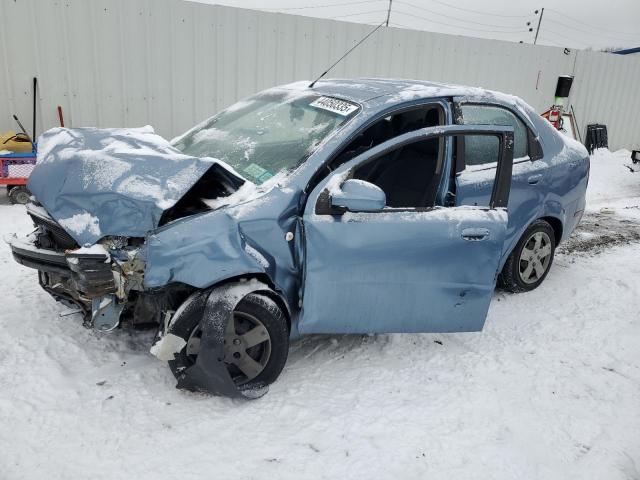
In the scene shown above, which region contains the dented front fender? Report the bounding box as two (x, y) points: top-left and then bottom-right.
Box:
(143, 187), (301, 325)
(144, 210), (270, 289)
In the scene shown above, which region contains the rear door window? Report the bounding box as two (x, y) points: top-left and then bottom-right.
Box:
(460, 105), (528, 161)
(454, 135), (502, 208)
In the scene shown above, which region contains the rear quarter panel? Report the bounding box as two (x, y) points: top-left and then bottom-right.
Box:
(530, 115), (589, 244)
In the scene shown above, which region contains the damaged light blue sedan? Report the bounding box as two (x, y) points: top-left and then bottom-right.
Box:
(9, 79), (589, 398)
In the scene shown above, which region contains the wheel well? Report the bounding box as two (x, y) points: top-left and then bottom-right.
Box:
(215, 273), (292, 331)
(539, 216), (563, 244)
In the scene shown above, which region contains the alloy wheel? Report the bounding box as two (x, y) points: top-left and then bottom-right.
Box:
(186, 311), (272, 385)
(518, 231), (552, 284)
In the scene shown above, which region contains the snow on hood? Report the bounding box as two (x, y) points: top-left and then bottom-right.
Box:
(28, 126), (235, 245)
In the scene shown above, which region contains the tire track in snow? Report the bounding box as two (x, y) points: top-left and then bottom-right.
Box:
(558, 211), (640, 255)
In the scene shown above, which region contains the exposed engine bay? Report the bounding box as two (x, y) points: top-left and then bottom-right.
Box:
(158, 162), (243, 225)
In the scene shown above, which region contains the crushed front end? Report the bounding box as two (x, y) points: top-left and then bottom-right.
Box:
(9, 203), (190, 331)
(8, 202), (277, 399)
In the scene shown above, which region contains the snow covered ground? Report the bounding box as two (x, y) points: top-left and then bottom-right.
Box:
(0, 149), (639, 480)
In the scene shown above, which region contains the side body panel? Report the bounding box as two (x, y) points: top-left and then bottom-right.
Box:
(299, 125), (514, 334)
(456, 157), (547, 260)
(300, 208), (507, 333)
(454, 99), (589, 266)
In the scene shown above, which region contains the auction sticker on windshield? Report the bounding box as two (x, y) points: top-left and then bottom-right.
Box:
(243, 163), (274, 183)
(310, 96), (359, 116)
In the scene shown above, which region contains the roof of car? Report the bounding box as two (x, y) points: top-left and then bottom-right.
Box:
(285, 78), (489, 104)
(272, 77), (554, 143)
(278, 78), (540, 128)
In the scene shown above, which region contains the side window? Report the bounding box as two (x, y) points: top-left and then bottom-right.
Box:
(352, 137), (443, 208)
(462, 135), (500, 168)
(329, 106), (443, 171)
(460, 105), (528, 161)
(454, 134), (502, 208)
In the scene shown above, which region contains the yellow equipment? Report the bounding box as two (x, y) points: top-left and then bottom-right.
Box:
(0, 131), (32, 153)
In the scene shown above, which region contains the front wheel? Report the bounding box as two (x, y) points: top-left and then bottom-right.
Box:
(168, 292), (289, 390)
(499, 219), (556, 293)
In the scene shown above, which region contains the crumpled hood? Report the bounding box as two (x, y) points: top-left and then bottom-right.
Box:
(28, 126), (233, 245)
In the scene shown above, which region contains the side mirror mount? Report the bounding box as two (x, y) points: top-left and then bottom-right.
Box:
(330, 179), (386, 213)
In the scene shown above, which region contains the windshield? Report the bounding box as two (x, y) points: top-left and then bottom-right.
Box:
(172, 91), (359, 184)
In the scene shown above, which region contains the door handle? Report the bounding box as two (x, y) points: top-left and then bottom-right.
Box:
(461, 228), (490, 241)
(527, 174), (542, 185)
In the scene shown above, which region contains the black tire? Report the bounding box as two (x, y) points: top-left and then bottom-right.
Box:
(499, 219), (556, 293)
(8, 186), (31, 205)
(168, 291), (289, 390)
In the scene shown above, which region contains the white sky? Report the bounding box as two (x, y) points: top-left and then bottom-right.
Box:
(190, 0), (640, 50)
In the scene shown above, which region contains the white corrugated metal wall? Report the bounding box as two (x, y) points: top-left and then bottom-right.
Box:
(1, 0), (638, 149)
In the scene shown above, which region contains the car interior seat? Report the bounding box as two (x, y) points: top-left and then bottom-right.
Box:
(354, 108), (442, 207)
(361, 138), (440, 207)
(330, 119), (394, 168)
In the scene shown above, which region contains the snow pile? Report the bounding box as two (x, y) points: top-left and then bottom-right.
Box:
(202, 171), (287, 216)
(325, 170), (350, 196)
(586, 148), (640, 213)
(149, 333), (187, 362)
(73, 243), (111, 263)
(58, 211), (102, 238)
(203, 179), (257, 210)
(342, 204), (506, 224)
(377, 80), (537, 122)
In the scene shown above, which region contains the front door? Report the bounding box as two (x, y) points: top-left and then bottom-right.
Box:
(298, 125), (514, 334)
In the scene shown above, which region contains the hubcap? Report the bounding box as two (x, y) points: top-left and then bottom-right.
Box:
(185, 311), (271, 385)
(519, 231), (552, 284)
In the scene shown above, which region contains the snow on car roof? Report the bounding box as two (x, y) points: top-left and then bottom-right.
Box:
(283, 78), (494, 103)
(280, 78), (537, 121)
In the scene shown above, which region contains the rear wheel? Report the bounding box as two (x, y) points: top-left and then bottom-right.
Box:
(168, 292), (289, 389)
(499, 219), (556, 293)
(8, 186), (31, 205)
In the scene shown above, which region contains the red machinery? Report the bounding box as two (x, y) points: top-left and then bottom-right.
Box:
(0, 149), (36, 204)
(541, 75), (581, 142)
(542, 106), (562, 129)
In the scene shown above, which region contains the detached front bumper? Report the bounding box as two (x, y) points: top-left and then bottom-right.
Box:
(11, 238), (116, 295)
(11, 238), (70, 276)
(9, 235), (122, 329)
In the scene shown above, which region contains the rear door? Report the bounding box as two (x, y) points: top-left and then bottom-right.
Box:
(298, 125), (514, 334)
(453, 101), (547, 257)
